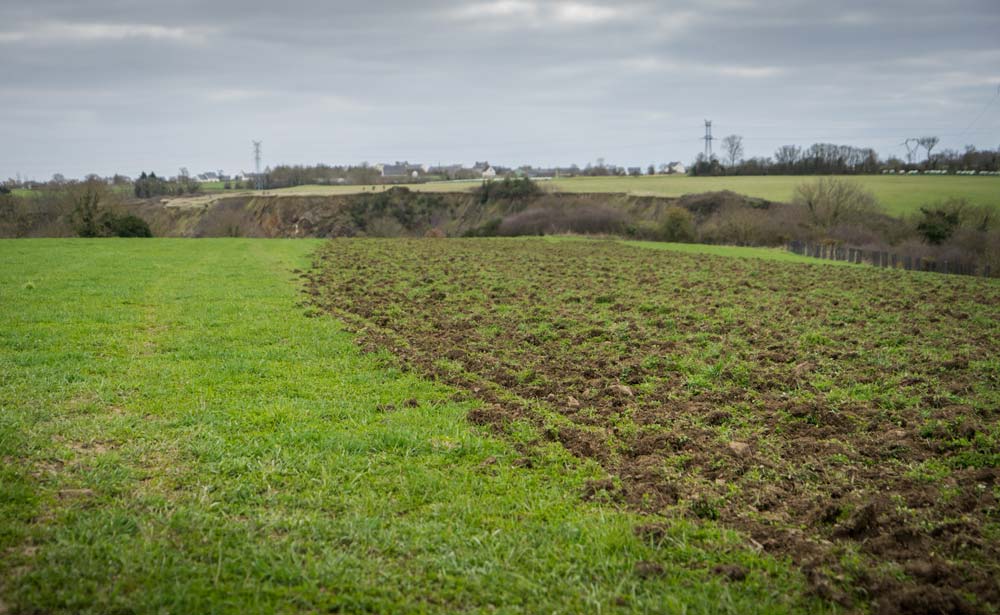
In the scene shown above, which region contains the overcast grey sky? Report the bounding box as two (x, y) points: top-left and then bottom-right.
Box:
(2, 0), (999, 179)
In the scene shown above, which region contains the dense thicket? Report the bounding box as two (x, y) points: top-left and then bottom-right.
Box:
(473, 177), (544, 203)
(345, 187), (450, 233)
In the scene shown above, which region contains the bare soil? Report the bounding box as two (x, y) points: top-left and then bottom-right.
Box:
(305, 238), (1000, 614)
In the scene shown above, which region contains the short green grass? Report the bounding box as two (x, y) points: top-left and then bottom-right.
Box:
(0, 239), (831, 614)
(196, 180), (228, 192)
(265, 175), (1000, 216)
(619, 240), (861, 266)
(542, 236), (860, 266)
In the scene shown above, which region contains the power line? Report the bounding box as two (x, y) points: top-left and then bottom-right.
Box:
(957, 83), (1000, 139)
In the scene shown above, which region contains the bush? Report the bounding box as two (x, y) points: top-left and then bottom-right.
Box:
(627, 221), (662, 241)
(346, 188), (448, 233)
(658, 206), (695, 242)
(474, 177), (543, 204)
(100, 213), (152, 237)
(497, 204), (628, 236)
(913, 198), (994, 246)
(463, 218), (503, 237)
(793, 177), (881, 230)
(71, 181), (106, 237)
(916, 207), (961, 245)
(69, 180), (152, 238)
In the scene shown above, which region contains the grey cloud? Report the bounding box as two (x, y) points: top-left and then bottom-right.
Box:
(1, 0), (998, 179)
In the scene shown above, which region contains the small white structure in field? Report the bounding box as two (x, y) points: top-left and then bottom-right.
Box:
(668, 162), (686, 175)
(482, 166), (497, 179)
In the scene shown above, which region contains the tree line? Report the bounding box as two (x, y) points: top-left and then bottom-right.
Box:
(692, 136), (1000, 176)
(133, 171), (201, 198)
(263, 164), (383, 189)
(1, 177), (152, 238)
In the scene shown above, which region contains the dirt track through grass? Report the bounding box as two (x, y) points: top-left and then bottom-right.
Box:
(306, 237), (1000, 614)
(0, 238), (829, 614)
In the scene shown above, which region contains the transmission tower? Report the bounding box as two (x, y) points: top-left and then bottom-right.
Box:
(703, 120), (714, 158)
(252, 140), (263, 191)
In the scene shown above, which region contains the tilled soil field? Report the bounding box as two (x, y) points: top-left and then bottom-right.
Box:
(304, 238), (1000, 614)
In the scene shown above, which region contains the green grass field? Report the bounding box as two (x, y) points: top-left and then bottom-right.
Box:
(12, 174), (997, 217)
(0, 238), (831, 614)
(618, 239), (860, 265)
(196, 180), (227, 192)
(265, 175), (1000, 216)
(546, 175), (1000, 216)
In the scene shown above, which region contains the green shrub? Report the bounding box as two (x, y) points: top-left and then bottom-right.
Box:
(103, 213), (153, 237)
(658, 206), (696, 242)
(916, 207), (960, 245)
(463, 218), (503, 237)
(474, 177), (542, 204)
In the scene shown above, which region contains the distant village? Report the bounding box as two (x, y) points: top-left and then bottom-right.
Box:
(2, 159), (688, 193)
(8, 142), (998, 193)
(184, 160), (689, 185)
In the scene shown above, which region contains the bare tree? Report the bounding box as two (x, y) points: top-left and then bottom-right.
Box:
(722, 135), (744, 167)
(903, 138), (921, 164)
(773, 145), (801, 167)
(793, 177), (881, 229)
(918, 136), (940, 163)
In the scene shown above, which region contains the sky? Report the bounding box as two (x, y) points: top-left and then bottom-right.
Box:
(1, 0), (999, 180)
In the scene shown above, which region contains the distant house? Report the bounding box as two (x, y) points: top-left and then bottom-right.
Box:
(380, 164), (408, 177)
(627, 167), (642, 176)
(378, 162), (426, 178)
(481, 166), (497, 179)
(667, 162), (686, 175)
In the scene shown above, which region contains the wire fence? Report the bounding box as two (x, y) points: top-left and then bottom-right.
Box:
(787, 241), (993, 278)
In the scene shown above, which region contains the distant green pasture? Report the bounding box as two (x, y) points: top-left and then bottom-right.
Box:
(263, 174), (999, 216)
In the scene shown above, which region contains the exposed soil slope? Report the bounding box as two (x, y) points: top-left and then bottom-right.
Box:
(113, 188), (767, 238)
